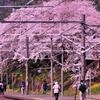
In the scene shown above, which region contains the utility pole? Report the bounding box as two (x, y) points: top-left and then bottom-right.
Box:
(81, 15), (86, 81)
(1, 64), (3, 82)
(50, 37), (53, 96)
(0, 55), (3, 82)
(25, 36), (29, 94)
(61, 34), (64, 96)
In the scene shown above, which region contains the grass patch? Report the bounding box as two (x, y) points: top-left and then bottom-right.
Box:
(91, 83), (100, 94)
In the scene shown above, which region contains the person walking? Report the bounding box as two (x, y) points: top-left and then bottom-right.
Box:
(20, 81), (25, 94)
(3, 82), (7, 92)
(0, 81), (4, 95)
(53, 81), (60, 100)
(42, 80), (47, 94)
(78, 80), (87, 100)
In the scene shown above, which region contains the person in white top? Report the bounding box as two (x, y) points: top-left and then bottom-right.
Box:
(53, 81), (60, 100)
(0, 81), (4, 95)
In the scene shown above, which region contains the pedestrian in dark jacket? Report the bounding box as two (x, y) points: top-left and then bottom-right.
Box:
(42, 80), (47, 94)
(3, 82), (7, 92)
(20, 81), (25, 94)
(78, 80), (87, 100)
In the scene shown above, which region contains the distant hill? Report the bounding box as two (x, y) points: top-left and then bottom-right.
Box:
(92, 0), (100, 11)
(0, 0), (45, 20)
(0, 0), (100, 20)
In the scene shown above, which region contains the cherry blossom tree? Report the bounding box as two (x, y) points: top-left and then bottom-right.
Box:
(0, 0), (100, 77)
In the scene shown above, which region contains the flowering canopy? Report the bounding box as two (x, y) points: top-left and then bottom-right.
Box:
(0, 0), (100, 69)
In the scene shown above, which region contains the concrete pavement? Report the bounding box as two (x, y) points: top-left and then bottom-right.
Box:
(4, 93), (76, 100)
(3, 92), (100, 100)
(0, 95), (12, 100)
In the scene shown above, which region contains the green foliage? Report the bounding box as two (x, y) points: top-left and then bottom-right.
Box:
(12, 0), (31, 5)
(5, 59), (22, 74)
(91, 83), (100, 94)
(35, 71), (48, 82)
(4, 57), (73, 95)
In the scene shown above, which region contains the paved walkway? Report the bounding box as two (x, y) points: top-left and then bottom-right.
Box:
(0, 95), (11, 100)
(3, 92), (100, 100)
